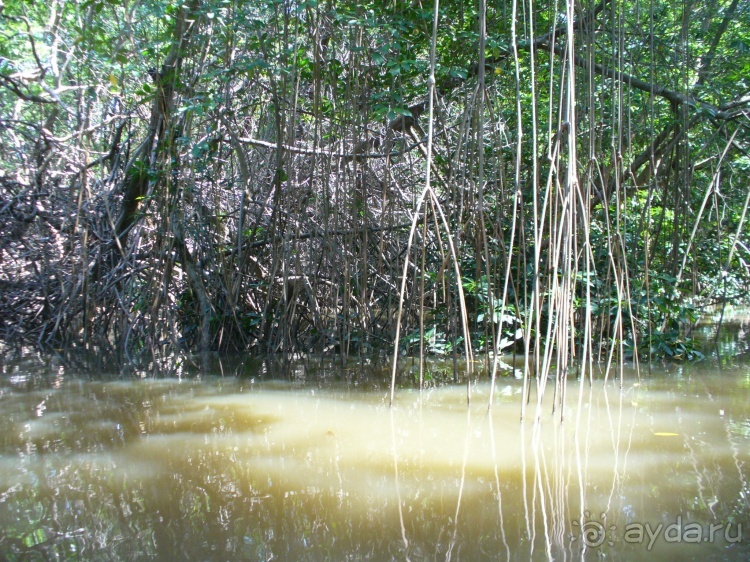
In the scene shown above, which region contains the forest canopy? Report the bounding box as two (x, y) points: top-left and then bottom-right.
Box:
(0, 0), (748, 372)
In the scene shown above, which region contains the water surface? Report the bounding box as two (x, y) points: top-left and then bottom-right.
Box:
(0, 348), (749, 561)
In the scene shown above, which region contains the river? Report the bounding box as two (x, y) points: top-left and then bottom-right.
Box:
(0, 313), (749, 560)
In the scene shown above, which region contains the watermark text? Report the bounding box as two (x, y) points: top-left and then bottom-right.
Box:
(571, 512), (742, 550)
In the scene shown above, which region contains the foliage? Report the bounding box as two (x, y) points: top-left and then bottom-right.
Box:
(0, 0), (748, 369)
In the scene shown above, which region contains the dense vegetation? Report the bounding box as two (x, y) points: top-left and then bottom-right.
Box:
(0, 0), (748, 377)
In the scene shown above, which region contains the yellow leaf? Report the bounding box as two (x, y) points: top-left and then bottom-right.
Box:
(653, 432), (679, 437)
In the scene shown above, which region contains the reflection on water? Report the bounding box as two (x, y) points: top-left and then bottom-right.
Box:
(0, 354), (749, 561)
(694, 307), (750, 362)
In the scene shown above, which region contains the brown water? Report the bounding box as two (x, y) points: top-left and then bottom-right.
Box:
(1, 326), (749, 561)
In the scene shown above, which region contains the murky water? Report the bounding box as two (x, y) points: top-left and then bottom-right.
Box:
(1, 320), (750, 561)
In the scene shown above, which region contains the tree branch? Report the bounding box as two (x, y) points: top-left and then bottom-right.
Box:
(233, 134), (424, 160)
(0, 74), (55, 104)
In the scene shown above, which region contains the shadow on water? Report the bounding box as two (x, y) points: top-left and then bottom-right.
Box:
(1, 324), (750, 560)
